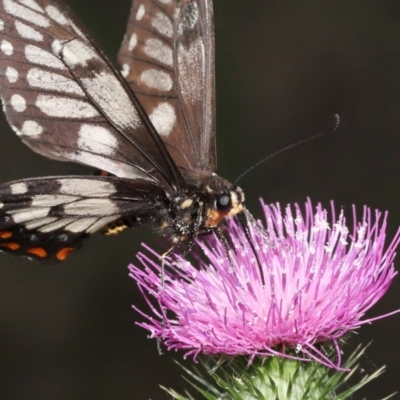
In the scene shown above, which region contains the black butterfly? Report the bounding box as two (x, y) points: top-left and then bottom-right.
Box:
(0, 0), (244, 263)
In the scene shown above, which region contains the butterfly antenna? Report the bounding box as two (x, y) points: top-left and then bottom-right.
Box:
(234, 114), (340, 185)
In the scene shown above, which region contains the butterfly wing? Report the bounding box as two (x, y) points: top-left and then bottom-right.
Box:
(0, 175), (164, 263)
(118, 0), (216, 173)
(0, 0), (183, 189)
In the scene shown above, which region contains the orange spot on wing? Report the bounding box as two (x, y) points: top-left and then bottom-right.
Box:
(27, 247), (47, 258)
(1, 242), (20, 251)
(0, 231), (13, 239)
(56, 247), (74, 261)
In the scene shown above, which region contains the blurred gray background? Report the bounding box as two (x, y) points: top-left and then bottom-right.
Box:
(0, 0), (399, 398)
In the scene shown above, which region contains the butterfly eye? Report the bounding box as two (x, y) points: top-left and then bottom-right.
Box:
(216, 194), (232, 212)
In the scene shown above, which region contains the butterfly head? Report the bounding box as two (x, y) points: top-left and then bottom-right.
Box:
(203, 187), (244, 229)
(166, 171), (245, 243)
(202, 181), (245, 230)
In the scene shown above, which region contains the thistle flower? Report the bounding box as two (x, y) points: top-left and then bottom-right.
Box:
(129, 199), (400, 369)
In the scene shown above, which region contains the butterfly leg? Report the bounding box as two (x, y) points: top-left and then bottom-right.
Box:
(157, 241), (182, 356)
(159, 243), (178, 291)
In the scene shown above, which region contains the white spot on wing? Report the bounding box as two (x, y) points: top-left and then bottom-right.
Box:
(58, 179), (116, 197)
(1, 40), (13, 55)
(80, 71), (140, 129)
(11, 207), (51, 224)
(19, 0), (44, 13)
(4, 0), (49, 27)
(10, 182), (28, 194)
(144, 38), (172, 66)
(149, 102), (176, 137)
(31, 194), (79, 207)
(64, 199), (119, 216)
(177, 39), (203, 105)
(121, 63), (130, 77)
(24, 216), (58, 230)
(86, 216), (120, 234)
(10, 125), (22, 136)
(159, 0), (171, 3)
(182, 2), (199, 30)
(10, 94), (27, 112)
(36, 95), (99, 118)
(0, 202), (3, 209)
(0, 19), (4, 30)
(128, 33), (137, 51)
(15, 20), (43, 41)
(152, 12), (173, 37)
(61, 39), (99, 68)
(66, 152), (150, 181)
(5, 66), (18, 83)
(25, 44), (66, 70)
(65, 217), (98, 233)
(21, 120), (43, 136)
(136, 4), (145, 20)
(140, 69), (172, 91)
(51, 39), (62, 55)
(45, 5), (68, 25)
(78, 124), (118, 156)
(27, 68), (85, 95)
(38, 217), (76, 233)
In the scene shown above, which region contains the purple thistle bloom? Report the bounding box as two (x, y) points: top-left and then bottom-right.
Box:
(129, 199), (400, 369)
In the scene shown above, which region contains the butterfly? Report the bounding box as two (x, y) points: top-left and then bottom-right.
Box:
(0, 0), (245, 263)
